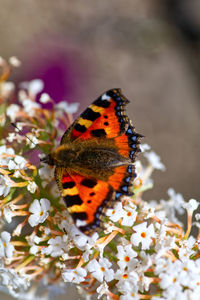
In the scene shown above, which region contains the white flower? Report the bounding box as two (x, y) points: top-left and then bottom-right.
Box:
(9, 56), (21, 67)
(29, 79), (44, 95)
(22, 99), (41, 116)
(62, 267), (87, 283)
(182, 199), (199, 214)
(87, 258), (114, 282)
(39, 164), (54, 187)
(8, 155), (27, 170)
(0, 267), (29, 297)
(39, 93), (51, 103)
(115, 269), (139, 294)
(56, 101), (79, 114)
(26, 234), (42, 256)
(116, 244), (137, 270)
(7, 132), (17, 143)
(160, 188), (185, 225)
(3, 206), (13, 223)
(26, 133), (39, 149)
(140, 202), (155, 219)
(0, 146), (15, 167)
(143, 151), (166, 171)
(168, 188), (185, 213)
(162, 284), (183, 300)
(120, 292), (139, 300)
(0, 231), (14, 258)
(154, 257), (170, 275)
(1, 82), (15, 98)
(27, 181), (37, 193)
(18, 89), (27, 103)
(13, 170), (21, 178)
(159, 270), (181, 290)
(139, 251), (153, 273)
(41, 236), (68, 257)
(20, 79), (44, 96)
(6, 104), (20, 122)
(96, 282), (109, 299)
(140, 143), (151, 152)
(28, 198), (50, 227)
(106, 202), (126, 222)
(155, 232), (176, 259)
(30, 245), (39, 255)
(121, 202), (137, 226)
(0, 175), (11, 197)
(131, 222), (155, 250)
(138, 274), (152, 292)
(195, 213), (200, 221)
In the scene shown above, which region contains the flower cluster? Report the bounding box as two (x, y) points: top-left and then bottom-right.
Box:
(0, 57), (200, 300)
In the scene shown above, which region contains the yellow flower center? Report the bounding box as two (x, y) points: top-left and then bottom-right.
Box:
(127, 212), (131, 217)
(3, 242), (6, 248)
(100, 267), (105, 272)
(40, 211), (44, 216)
(122, 273), (128, 279)
(141, 232), (146, 238)
(124, 256), (130, 262)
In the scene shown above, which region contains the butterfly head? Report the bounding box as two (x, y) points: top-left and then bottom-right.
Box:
(41, 145), (77, 167)
(40, 153), (56, 166)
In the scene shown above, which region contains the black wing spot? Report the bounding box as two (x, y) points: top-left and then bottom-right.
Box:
(62, 181), (75, 189)
(104, 122), (109, 126)
(71, 212), (88, 221)
(87, 200), (92, 204)
(104, 115), (108, 119)
(64, 194), (83, 208)
(74, 123), (87, 133)
(81, 178), (97, 188)
(89, 192), (95, 196)
(91, 129), (106, 138)
(94, 98), (111, 108)
(82, 108), (101, 121)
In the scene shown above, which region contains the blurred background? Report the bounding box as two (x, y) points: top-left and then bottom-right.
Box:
(0, 0), (200, 299)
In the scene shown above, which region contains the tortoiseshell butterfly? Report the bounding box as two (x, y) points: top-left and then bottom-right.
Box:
(41, 89), (142, 235)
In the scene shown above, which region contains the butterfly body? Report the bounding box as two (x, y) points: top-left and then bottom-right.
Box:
(45, 138), (132, 174)
(42, 89), (142, 235)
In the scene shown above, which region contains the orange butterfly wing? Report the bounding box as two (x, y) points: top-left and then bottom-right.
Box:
(55, 168), (113, 234)
(56, 89), (142, 234)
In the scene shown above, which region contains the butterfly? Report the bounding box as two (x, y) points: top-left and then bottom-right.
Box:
(41, 89), (142, 235)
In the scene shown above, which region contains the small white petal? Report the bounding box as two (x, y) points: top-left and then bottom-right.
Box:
(182, 199), (199, 213)
(29, 79), (44, 95)
(40, 93), (51, 103)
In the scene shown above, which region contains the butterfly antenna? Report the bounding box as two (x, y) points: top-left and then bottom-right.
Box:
(11, 123), (38, 148)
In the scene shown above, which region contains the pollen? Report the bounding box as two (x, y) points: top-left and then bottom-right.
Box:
(141, 232), (146, 238)
(100, 267), (105, 272)
(122, 273), (128, 279)
(3, 242), (6, 248)
(112, 210), (115, 215)
(127, 211), (132, 217)
(40, 211), (44, 216)
(173, 277), (177, 283)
